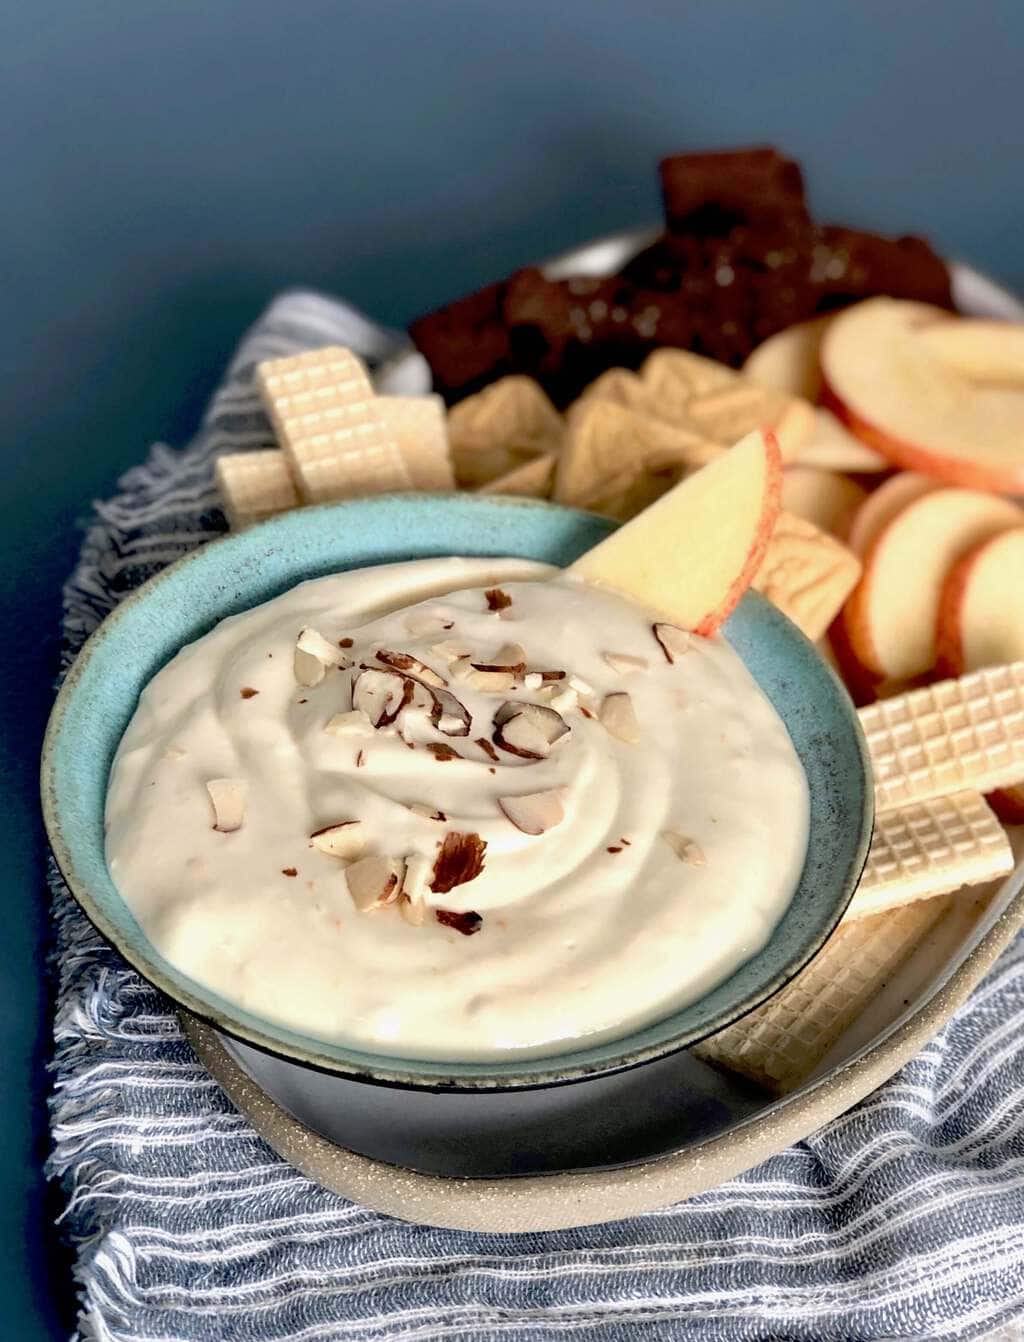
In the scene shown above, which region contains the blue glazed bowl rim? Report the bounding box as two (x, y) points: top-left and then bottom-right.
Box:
(42, 493), (873, 1091)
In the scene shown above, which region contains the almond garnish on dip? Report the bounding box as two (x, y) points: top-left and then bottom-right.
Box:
(206, 778), (247, 833)
(345, 855), (402, 912)
(294, 626), (345, 687)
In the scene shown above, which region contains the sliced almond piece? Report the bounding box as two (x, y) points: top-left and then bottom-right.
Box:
(661, 830), (707, 866)
(547, 686), (579, 715)
(398, 853), (432, 926)
(404, 607), (454, 637)
(324, 709), (371, 735)
(602, 651), (649, 675)
(310, 820), (367, 860)
(206, 778), (247, 833)
(294, 626), (343, 687)
(374, 649), (447, 688)
(652, 623), (692, 663)
(430, 831), (487, 893)
(523, 672), (544, 690)
(498, 789), (565, 835)
(453, 661), (519, 693)
(598, 692), (641, 744)
(430, 639), (473, 662)
(351, 668), (414, 728)
(407, 802), (447, 821)
(345, 855), (402, 912)
(492, 701), (570, 759)
(427, 686), (472, 737)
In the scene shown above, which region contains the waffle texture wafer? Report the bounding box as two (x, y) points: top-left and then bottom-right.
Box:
(446, 375), (563, 487)
(752, 510), (862, 641)
(694, 896), (954, 1093)
(639, 348), (815, 460)
(256, 346), (411, 502)
(377, 394), (454, 491)
(846, 789), (1012, 921)
(861, 662), (1024, 812)
(477, 452), (556, 498)
(215, 450), (299, 529)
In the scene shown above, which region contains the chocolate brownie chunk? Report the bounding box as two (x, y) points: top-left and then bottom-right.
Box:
(809, 226), (953, 310)
(408, 281), (512, 401)
(659, 147), (810, 237)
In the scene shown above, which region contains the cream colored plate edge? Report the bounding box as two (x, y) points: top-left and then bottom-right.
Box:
(185, 856), (1024, 1233)
(188, 238), (1024, 1232)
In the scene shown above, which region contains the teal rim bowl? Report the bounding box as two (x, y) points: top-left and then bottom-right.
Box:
(42, 494), (873, 1091)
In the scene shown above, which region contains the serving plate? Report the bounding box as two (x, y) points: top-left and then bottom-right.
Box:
(184, 237), (1024, 1228)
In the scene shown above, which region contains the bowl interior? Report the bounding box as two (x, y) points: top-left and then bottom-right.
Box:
(42, 493), (872, 1089)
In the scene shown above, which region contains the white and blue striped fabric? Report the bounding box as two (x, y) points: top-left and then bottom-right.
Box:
(49, 291), (1024, 1341)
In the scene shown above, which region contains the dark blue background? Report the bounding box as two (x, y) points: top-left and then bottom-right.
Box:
(3, 2), (1022, 1333)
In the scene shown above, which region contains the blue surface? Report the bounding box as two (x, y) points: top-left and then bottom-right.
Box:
(42, 496), (871, 1087)
(3, 1), (1023, 1332)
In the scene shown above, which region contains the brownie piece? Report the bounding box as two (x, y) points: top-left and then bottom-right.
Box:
(501, 267), (697, 404)
(408, 281), (512, 402)
(810, 226), (953, 310)
(659, 147), (810, 237)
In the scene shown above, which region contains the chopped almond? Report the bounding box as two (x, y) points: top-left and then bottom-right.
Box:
(310, 820), (367, 860)
(602, 651), (649, 675)
(498, 789), (565, 835)
(206, 778), (247, 833)
(598, 692), (641, 744)
(399, 853), (432, 926)
(407, 802), (447, 821)
(661, 830), (707, 866)
(324, 709), (371, 735)
(430, 831), (487, 893)
(492, 701), (569, 759)
(404, 608), (454, 636)
(374, 649), (447, 688)
(345, 855), (402, 911)
(653, 623), (692, 664)
(484, 588), (512, 611)
(435, 909), (483, 936)
(427, 686), (472, 737)
(294, 627), (342, 686)
(352, 668), (414, 728)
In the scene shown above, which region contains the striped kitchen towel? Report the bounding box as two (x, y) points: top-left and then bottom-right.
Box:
(49, 290), (1024, 1341)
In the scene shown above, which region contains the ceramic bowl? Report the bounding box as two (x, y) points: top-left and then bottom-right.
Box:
(42, 494), (873, 1090)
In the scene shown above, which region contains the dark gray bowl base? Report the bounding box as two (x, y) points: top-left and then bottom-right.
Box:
(219, 1030), (767, 1179)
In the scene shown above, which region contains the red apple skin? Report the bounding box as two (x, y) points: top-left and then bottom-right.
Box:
(933, 549), (972, 679)
(693, 428), (783, 638)
(821, 381), (1024, 495)
(828, 609), (883, 707)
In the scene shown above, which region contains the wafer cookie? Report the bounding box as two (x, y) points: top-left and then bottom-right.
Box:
(861, 661), (1024, 813)
(377, 394), (454, 491)
(256, 346), (411, 503)
(639, 348), (815, 461)
(752, 510), (862, 641)
(447, 375), (563, 487)
(846, 789), (1012, 921)
(694, 895), (955, 1093)
(215, 450), (299, 530)
(477, 452), (556, 499)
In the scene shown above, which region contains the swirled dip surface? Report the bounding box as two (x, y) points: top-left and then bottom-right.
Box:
(106, 558), (808, 1061)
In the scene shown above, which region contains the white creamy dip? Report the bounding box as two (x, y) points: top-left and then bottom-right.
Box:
(105, 557), (809, 1061)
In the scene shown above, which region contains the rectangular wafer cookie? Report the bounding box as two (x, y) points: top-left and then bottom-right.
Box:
(256, 346), (411, 503)
(845, 789), (1013, 921)
(693, 895), (954, 1093)
(860, 662), (1024, 813)
(215, 450), (299, 529)
(377, 394), (454, 491)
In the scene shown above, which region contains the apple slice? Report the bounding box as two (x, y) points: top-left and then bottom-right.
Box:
(568, 428), (782, 636)
(846, 471), (941, 557)
(821, 298), (1024, 492)
(780, 467), (866, 542)
(935, 528), (1024, 677)
(793, 409), (889, 474)
(842, 487), (1023, 682)
(744, 316), (832, 401)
